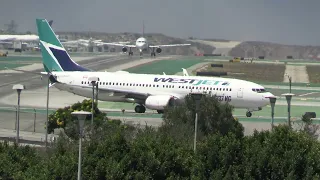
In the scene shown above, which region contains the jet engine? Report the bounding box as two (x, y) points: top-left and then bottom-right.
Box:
(156, 48), (162, 54)
(122, 47), (127, 53)
(145, 95), (174, 110)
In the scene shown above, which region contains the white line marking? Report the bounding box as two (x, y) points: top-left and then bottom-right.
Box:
(299, 92), (318, 97)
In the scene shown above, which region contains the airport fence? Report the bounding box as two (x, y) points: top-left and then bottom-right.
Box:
(0, 106), (55, 133)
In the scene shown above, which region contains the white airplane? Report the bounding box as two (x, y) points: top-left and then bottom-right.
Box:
(32, 19), (274, 117)
(103, 23), (191, 57)
(0, 20), (54, 45)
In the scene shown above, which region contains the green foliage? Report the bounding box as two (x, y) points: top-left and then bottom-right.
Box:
(161, 94), (244, 142)
(241, 125), (320, 179)
(47, 99), (106, 134)
(298, 114), (320, 139)
(3, 96), (320, 179)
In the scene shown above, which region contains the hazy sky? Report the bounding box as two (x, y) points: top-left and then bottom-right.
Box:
(1, 0), (319, 46)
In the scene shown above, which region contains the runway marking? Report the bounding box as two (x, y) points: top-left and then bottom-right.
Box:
(299, 92), (318, 97)
(0, 76), (40, 88)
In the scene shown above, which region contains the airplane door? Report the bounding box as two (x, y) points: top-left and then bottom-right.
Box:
(237, 88), (243, 98)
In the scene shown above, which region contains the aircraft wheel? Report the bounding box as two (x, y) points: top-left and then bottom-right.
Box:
(157, 110), (164, 114)
(246, 111), (252, 117)
(135, 105), (146, 113)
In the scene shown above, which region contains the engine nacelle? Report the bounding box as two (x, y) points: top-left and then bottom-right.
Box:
(156, 48), (162, 54)
(122, 47), (127, 53)
(145, 95), (174, 110)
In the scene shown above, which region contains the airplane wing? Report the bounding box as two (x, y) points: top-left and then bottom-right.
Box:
(102, 43), (136, 48)
(149, 43), (191, 48)
(0, 41), (13, 44)
(61, 82), (183, 100)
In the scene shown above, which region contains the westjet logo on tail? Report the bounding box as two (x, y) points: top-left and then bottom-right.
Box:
(154, 77), (230, 86)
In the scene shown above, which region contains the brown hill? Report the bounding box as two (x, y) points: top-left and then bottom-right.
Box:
(229, 41), (320, 59)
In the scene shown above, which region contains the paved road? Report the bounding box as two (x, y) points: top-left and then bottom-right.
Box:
(0, 54), (147, 97)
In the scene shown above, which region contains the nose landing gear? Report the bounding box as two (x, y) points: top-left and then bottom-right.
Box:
(246, 111), (252, 117)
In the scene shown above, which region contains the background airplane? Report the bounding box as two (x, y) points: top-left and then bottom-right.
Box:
(103, 22), (191, 57)
(0, 20), (53, 44)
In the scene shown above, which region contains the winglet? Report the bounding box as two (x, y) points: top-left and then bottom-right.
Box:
(163, 72), (166, 75)
(182, 68), (189, 76)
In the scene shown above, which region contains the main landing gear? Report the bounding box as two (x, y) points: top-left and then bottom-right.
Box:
(157, 110), (164, 114)
(246, 111), (252, 117)
(134, 104), (164, 114)
(151, 47), (156, 58)
(128, 47), (133, 56)
(135, 104), (146, 113)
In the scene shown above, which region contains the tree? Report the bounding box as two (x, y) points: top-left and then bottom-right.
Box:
(241, 125), (320, 179)
(47, 99), (106, 137)
(296, 114), (320, 139)
(160, 94), (244, 142)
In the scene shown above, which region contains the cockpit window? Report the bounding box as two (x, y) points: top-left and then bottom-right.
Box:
(252, 88), (267, 93)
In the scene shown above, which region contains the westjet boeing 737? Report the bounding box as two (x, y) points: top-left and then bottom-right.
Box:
(34, 19), (274, 117)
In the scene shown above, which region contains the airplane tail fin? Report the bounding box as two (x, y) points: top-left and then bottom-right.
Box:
(36, 18), (89, 72)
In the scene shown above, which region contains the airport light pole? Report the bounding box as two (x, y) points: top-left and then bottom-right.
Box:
(267, 96), (278, 129)
(189, 92), (204, 153)
(95, 83), (99, 107)
(71, 111), (91, 180)
(88, 76), (99, 128)
(282, 93), (295, 128)
(45, 76), (50, 148)
(288, 76), (292, 93)
(12, 84), (25, 145)
(284, 73), (292, 93)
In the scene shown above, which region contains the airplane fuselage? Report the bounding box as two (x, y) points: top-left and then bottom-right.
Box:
(0, 34), (39, 42)
(51, 71), (272, 112)
(135, 37), (148, 52)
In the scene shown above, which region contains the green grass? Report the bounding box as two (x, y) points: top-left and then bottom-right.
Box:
(234, 105), (319, 118)
(125, 59), (205, 75)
